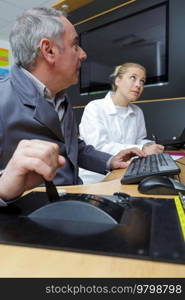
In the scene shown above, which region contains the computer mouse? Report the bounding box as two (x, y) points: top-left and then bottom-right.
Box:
(138, 175), (185, 195)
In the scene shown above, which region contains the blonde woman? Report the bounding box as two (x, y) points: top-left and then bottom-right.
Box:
(79, 62), (164, 183)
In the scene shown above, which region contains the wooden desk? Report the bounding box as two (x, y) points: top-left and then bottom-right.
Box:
(0, 158), (184, 278)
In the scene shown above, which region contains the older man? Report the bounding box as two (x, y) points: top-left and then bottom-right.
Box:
(0, 7), (145, 190)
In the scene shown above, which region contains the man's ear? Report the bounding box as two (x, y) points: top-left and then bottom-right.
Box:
(39, 38), (56, 64)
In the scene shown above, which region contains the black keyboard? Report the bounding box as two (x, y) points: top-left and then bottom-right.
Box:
(121, 153), (180, 184)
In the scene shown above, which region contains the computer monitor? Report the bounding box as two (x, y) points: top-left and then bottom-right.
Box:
(80, 2), (168, 95)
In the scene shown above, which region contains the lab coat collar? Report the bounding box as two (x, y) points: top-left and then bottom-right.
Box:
(104, 91), (136, 116)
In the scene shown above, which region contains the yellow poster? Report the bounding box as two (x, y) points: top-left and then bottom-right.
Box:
(0, 48), (9, 67)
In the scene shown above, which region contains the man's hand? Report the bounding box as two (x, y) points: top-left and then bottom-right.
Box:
(0, 139), (65, 201)
(142, 143), (164, 155)
(109, 147), (146, 170)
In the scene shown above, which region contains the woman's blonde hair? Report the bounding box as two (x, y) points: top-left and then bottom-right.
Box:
(110, 62), (146, 91)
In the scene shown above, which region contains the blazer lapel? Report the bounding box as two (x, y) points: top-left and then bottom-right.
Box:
(11, 66), (78, 169)
(11, 65), (63, 141)
(34, 96), (64, 141)
(63, 100), (78, 165)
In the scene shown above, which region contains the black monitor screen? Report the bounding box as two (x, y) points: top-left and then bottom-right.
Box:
(80, 3), (168, 95)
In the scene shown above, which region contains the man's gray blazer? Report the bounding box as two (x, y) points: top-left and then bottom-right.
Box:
(0, 65), (111, 185)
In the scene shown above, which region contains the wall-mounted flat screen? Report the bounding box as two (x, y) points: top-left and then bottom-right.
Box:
(80, 3), (168, 95)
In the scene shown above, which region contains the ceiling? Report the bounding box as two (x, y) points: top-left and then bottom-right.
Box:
(0, 0), (57, 41)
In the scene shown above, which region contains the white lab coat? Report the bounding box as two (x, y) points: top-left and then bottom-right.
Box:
(79, 91), (151, 184)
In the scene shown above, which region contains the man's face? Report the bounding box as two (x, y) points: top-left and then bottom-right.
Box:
(54, 16), (87, 89)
